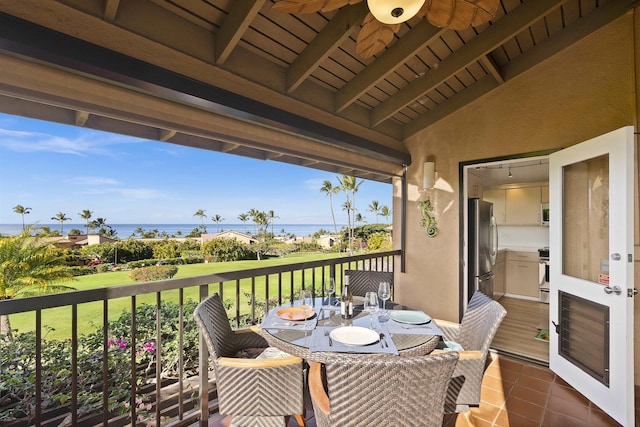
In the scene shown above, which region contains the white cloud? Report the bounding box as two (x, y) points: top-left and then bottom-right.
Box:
(0, 128), (141, 156)
(66, 176), (121, 186)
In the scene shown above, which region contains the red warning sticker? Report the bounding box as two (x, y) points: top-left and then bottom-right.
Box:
(598, 274), (610, 285)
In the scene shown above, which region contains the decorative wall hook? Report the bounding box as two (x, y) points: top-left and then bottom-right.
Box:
(418, 198), (438, 238)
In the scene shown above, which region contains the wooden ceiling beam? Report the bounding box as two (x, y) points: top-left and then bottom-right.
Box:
(221, 143), (240, 153)
(370, 0), (570, 127)
(286, 2), (368, 93)
(404, 0), (638, 138)
(479, 55), (504, 84)
(335, 20), (446, 113)
(216, 0), (266, 65)
(265, 152), (284, 161)
(103, 0), (120, 21)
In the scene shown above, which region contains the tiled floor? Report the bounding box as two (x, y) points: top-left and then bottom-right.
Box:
(203, 352), (628, 427)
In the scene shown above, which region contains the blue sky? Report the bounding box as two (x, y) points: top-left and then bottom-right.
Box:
(0, 113), (392, 225)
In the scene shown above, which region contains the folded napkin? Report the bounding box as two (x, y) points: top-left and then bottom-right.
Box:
(260, 306), (320, 331)
(384, 312), (443, 336)
(309, 325), (398, 355)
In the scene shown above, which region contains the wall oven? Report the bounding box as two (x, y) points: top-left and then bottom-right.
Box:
(538, 248), (550, 303)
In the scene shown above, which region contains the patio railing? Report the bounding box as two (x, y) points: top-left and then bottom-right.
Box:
(0, 250), (399, 427)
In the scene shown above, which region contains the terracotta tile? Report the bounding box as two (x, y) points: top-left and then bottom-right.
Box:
(495, 411), (540, 427)
(520, 364), (555, 382)
(508, 384), (549, 407)
(553, 375), (571, 388)
(547, 396), (589, 422)
(471, 416), (494, 427)
(504, 396), (545, 423)
(549, 383), (589, 406)
(514, 375), (552, 395)
(496, 357), (525, 374)
(541, 411), (585, 427)
(470, 402), (501, 424)
(480, 386), (507, 407)
(589, 408), (622, 427)
(482, 373), (513, 393)
(486, 366), (521, 384)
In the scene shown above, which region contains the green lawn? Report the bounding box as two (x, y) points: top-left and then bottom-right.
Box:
(9, 252), (342, 341)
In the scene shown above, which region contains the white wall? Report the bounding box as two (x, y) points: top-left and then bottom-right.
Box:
(498, 226), (550, 249)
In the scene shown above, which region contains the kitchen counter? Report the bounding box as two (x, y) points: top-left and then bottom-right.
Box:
(499, 246), (540, 253)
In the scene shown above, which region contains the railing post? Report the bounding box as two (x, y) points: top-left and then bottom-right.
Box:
(198, 284), (209, 427)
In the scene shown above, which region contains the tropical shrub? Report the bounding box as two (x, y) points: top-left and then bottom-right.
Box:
(129, 265), (178, 282)
(79, 240), (154, 264)
(202, 238), (251, 262)
(152, 238), (201, 259)
(69, 266), (96, 276)
(366, 231), (392, 251)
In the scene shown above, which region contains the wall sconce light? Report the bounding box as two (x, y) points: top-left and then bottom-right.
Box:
(423, 161), (436, 190)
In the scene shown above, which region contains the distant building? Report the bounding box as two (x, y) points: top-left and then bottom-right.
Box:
(201, 230), (257, 245)
(41, 234), (118, 249)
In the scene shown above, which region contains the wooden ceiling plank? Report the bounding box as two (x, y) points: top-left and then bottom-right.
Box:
(221, 142), (240, 153)
(335, 20), (446, 113)
(479, 55), (504, 84)
(75, 110), (89, 126)
(216, 0), (267, 64)
(103, 0), (120, 21)
(287, 2), (368, 93)
(371, 0), (570, 127)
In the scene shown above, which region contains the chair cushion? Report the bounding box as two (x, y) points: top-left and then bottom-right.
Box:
(444, 341), (464, 351)
(256, 347), (292, 359)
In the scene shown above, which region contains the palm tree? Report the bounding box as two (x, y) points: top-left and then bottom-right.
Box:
(193, 209), (207, 234)
(78, 209), (93, 234)
(355, 213), (366, 225)
(51, 212), (71, 235)
(238, 213), (250, 233)
(247, 208), (260, 236)
(368, 200), (381, 224)
(338, 175), (363, 254)
(12, 205), (31, 230)
(0, 225), (75, 334)
(381, 205), (392, 223)
(267, 210), (278, 236)
(320, 180), (340, 236)
(211, 214), (225, 233)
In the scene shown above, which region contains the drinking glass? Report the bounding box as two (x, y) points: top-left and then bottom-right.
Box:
(363, 292), (379, 329)
(378, 281), (391, 312)
(300, 289), (314, 330)
(324, 277), (336, 307)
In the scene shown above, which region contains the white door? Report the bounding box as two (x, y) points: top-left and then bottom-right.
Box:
(549, 126), (635, 426)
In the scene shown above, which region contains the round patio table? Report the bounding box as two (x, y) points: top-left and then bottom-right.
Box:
(257, 299), (440, 363)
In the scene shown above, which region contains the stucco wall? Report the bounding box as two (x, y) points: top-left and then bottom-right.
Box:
(394, 12), (638, 380)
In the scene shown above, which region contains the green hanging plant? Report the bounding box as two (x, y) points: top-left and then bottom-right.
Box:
(418, 198), (438, 238)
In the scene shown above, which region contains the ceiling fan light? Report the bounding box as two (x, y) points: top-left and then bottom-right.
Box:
(367, 0), (426, 25)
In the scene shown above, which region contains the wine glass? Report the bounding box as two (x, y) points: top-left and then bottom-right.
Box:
(324, 278), (336, 307)
(378, 281), (391, 312)
(300, 289), (314, 330)
(363, 292), (379, 329)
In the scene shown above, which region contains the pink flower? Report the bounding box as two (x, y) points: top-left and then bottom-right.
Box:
(108, 339), (115, 346)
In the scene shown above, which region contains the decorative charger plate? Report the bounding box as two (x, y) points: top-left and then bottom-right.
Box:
(276, 307), (314, 321)
(390, 310), (431, 325)
(330, 326), (379, 346)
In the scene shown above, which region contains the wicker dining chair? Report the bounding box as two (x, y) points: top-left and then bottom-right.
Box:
(194, 293), (305, 427)
(344, 270), (393, 297)
(432, 291), (507, 413)
(308, 352), (459, 427)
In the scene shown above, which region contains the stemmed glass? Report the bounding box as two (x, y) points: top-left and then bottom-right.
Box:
(363, 292), (379, 329)
(378, 281), (391, 312)
(324, 278), (336, 307)
(300, 289), (314, 330)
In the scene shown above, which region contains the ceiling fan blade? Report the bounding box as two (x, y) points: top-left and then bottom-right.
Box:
(356, 13), (400, 59)
(272, 0), (362, 13)
(423, 0), (499, 30)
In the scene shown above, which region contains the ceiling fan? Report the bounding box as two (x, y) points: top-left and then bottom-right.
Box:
(272, 0), (500, 58)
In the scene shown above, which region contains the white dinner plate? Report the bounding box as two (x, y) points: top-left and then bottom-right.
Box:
(390, 310), (431, 325)
(330, 326), (379, 346)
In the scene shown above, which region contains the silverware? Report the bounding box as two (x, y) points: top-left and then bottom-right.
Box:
(380, 333), (388, 348)
(324, 329), (333, 346)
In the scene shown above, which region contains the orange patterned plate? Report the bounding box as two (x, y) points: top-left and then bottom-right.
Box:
(276, 307), (314, 321)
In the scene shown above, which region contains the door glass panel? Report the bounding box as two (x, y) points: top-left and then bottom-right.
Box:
(562, 154), (609, 283)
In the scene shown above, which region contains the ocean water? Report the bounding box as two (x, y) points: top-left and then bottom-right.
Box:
(0, 223), (343, 238)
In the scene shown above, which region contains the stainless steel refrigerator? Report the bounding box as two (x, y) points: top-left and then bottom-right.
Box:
(468, 198), (498, 300)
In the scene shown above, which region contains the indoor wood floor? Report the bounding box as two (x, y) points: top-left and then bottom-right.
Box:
(492, 296), (550, 364)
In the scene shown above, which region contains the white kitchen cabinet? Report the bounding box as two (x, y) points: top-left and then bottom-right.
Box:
(541, 185), (549, 203)
(505, 251), (539, 298)
(505, 187), (541, 225)
(493, 250), (506, 298)
(482, 189), (506, 224)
